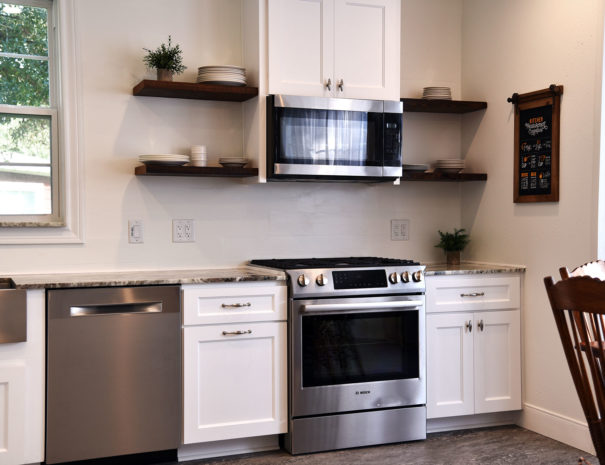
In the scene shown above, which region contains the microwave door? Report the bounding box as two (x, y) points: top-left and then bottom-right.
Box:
(272, 106), (383, 178)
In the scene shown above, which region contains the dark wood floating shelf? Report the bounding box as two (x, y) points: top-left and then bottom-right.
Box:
(401, 170), (487, 182)
(135, 164), (258, 178)
(401, 98), (487, 114)
(132, 80), (259, 102)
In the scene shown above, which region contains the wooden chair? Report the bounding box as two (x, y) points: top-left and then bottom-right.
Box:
(544, 274), (605, 465)
(561, 260), (605, 280)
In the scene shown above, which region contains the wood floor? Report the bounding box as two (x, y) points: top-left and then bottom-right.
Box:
(181, 426), (598, 465)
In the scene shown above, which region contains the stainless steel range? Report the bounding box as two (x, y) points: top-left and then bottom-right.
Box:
(249, 257), (426, 454)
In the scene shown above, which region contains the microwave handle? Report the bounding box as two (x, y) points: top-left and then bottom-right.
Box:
(300, 300), (423, 314)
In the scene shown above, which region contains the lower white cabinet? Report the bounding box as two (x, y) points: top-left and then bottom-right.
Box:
(182, 283), (287, 445)
(426, 275), (521, 419)
(0, 365), (25, 465)
(0, 289), (45, 465)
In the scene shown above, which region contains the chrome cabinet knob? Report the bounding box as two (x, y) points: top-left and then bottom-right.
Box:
(325, 78), (332, 91)
(297, 274), (310, 287)
(316, 274), (329, 286)
(412, 270), (423, 282)
(389, 272), (400, 284)
(401, 271), (410, 283)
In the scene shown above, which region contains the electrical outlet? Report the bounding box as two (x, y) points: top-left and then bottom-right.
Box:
(172, 219), (195, 243)
(391, 219), (409, 241)
(128, 219), (143, 243)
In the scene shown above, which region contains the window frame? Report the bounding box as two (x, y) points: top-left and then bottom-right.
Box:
(0, 0), (83, 243)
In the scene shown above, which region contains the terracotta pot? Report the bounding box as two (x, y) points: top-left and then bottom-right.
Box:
(446, 251), (461, 266)
(156, 69), (174, 81)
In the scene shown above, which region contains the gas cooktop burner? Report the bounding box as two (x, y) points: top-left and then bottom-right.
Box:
(250, 256), (420, 270)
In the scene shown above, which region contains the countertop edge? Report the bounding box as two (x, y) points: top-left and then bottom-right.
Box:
(8, 266), (287, 289)
(424, 261), (526, 276)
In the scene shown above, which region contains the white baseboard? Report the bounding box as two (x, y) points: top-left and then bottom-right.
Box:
(178, 435), (280, 461)
(427, 411), (520, 433)
(519, 402), (595, 455)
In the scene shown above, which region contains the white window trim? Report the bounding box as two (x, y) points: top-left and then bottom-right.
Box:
(0, 0), (84, 244)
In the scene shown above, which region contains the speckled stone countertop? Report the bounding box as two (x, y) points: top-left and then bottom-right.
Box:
(6, 266), (287, 289)
(425, 262), (526, 276)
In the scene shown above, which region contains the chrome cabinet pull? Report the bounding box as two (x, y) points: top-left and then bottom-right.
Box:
(465, 320), (472, 333)
(460, 292), (485, 297)
(477, 319), (484, 331)
(222, 330), (252, 336)
(221, 302), (252, 308)
(337, 78), (344, 91)
(325, 78), (332, 91)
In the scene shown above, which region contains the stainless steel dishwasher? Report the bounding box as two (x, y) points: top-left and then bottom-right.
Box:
(46, 286), (181, 464)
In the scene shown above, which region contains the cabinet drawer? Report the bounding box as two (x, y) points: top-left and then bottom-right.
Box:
(182, 282), (287, 325)
(426, 275), (520, 313)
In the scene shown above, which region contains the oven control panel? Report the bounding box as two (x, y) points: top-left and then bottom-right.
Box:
(287, 266), (425, 298)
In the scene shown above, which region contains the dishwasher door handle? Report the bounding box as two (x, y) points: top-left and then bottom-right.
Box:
(70, 302), (163, 316)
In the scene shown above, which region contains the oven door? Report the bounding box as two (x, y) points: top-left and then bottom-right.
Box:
(290, 294), (425, 418)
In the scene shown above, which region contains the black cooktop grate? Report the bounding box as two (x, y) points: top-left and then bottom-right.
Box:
(249, 257), (420, 270)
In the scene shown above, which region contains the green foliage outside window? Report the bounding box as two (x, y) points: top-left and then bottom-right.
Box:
(0, 2), (50, 165)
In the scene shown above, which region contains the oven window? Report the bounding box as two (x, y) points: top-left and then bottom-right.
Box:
(302, 311), (419, 387)
(275, 108), (382, 166)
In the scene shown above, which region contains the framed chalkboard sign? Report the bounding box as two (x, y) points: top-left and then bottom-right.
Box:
(509, 85), (563, 203)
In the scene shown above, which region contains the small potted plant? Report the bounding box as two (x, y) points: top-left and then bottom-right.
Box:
(435, 228), (470, 266)
(143, 35), (186, 81)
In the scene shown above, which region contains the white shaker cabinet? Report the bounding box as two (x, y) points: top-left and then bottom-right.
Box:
(182, 282), (287, 445)
(425, 275), (521, 420)
(0, 289), (45, 465)
(268, 0), (400, 100)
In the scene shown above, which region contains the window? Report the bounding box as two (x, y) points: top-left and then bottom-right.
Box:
(0, 0), (60, 225)
(0, 0), (82, 242)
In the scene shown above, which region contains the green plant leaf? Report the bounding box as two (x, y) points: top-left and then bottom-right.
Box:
(142, 35), (186, 75)
(435, 228), (470, 251)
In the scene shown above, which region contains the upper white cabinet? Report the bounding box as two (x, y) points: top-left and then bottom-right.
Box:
(268, 0), (401, 100)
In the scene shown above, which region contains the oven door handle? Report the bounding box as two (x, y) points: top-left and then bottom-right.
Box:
(300, 300), (423, 314)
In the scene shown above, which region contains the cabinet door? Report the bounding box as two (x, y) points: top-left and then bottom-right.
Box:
(183, 322), (287, 444)
(333, 0), (400, 100)
(426, 313), (474, 419)
(474, 310), (521, 414)
(268, 0), (334, 97)
(0, 364), (25, 465)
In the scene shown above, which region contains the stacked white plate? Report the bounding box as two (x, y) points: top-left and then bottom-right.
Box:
(219, 157), (248, 168)
(435, 159), (465, 173)
(423, 87), (452, 100)
(197, 65), (247, 86)
(138, 154), (189, 166)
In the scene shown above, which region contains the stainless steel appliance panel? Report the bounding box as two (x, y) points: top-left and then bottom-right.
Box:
(286, 406), (426, 454)
(267, 95), (403, 181)
(290, 295), (426, 417)
(46, 286), (181, 464)
(0, 279), (26, 343)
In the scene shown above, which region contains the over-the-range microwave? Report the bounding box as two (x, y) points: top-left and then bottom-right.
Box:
(266, 94), (403, 182)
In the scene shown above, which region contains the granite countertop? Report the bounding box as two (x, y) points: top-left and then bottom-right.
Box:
(424, 262), (526, 276)
(7, 266), (287, 289)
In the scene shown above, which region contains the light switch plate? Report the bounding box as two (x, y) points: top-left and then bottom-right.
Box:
(128, 219), (143, 243)
(391, 219), (409, 241)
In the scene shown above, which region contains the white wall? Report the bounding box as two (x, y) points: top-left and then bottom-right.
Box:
(0, 0), (465, 274)
(461, 0), (604, 453)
